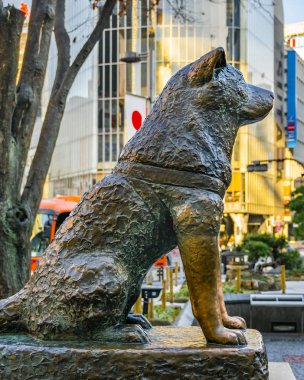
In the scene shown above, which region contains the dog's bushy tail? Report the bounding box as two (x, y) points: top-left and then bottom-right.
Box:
(0, 293), (26, 332)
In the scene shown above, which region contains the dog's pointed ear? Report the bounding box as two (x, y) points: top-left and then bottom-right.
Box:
(188, 48), (227, 86)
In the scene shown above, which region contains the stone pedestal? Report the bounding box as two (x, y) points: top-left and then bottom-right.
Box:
(0, 327), (268, 379)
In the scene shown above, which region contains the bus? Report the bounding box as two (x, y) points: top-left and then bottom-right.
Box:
(31, 196), (80, 272)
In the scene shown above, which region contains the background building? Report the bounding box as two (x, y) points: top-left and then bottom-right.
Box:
(285, 21), (304, 60)
(37, 0), (288, 245)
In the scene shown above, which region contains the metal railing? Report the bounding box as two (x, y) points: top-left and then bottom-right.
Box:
(250, 294), (304, 306)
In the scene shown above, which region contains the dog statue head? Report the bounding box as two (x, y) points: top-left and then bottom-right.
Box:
(158, 47), (273, 130)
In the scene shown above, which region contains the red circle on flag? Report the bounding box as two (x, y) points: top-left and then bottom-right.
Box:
(132, 110), (142, 130)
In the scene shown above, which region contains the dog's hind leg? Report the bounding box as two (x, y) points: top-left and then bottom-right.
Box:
(217, 259), (247, 330)
(0, 291), (27, 333)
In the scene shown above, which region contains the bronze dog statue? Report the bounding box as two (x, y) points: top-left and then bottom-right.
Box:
(0, 48), (273, 345)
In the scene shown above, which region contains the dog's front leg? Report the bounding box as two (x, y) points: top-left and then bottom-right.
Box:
(171, 195), (246, 346)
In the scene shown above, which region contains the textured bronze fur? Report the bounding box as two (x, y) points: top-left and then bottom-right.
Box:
(0, 48), (273, 345)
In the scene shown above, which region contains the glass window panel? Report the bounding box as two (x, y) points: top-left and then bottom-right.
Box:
(149, 27), (155, 49)
(156, 1), (163, 25)
(119, 133), (124, 154)
(98, 39), (102, 64)
(187, 27), (195, 61)
(119, 100), (124, 131)
(119, 29), (125, 57)
(234, 0), (240, 27)
(112, 133), (117, 161)
(119, 2), (125, 27)
(163, 0), (171, 25)
(119, 63), (125, 97)
(141, 0), (148, 26)
(156, 28), (162, 60)
(127, 1), (132, 27)
(112, 13), (117, 29)
(126, 64), (132, 92)
(141, 27), (148, 53)
(105, 31), (110, 64)
(104, 100), (110, 132)
(112, 64), (117, 97)
(226, 0), (233, 26)
(127, 28), (132, 52)
(98, 66), (103, 98)
(105, 134), (110, 162)
(226, 28), (233, 62)
(234, 28), (240, 61)
(112, 30), (117, 62)
(105, 65), (110, 98)
(112, 100), (117, 131)
(98, 100), (103, 132)
(141, 62), (147, 97)
(98, 135), (103, 162)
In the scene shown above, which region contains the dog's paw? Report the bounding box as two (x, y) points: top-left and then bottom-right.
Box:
(126, 313), (152, 330)
(207, 326), (247, 346)
(222, 316), (247, 330)
(92, 324), (150, 344)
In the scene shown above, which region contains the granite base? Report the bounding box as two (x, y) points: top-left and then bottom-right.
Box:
(0, 327), (268, 379)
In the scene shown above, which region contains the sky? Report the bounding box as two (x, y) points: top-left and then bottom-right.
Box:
(283, 0), (304, 24)
(3, 1), (304, 25)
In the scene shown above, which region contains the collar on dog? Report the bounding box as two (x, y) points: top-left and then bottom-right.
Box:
(114, 162), (226, 199)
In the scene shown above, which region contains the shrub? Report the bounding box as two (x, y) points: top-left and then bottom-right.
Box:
(242, 233), (287, 261)
(153, 306), (180, 324)
(277, 249), (303, 270)
(242, 240), (269, 262)
(174, 284), (189, 298)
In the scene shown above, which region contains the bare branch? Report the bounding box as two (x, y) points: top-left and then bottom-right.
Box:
(58, 0), (117, 99)
(166, 0), (195, 23)
(0, 6), (24, 201)
(52, 0), (70, 96)
(22, 0), (117, 215)
(11, 0), (57, 196)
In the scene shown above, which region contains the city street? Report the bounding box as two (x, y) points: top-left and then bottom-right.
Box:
(264, 334), (304, 380)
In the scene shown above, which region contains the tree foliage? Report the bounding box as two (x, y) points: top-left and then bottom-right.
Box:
(241, 240), (269, 262)
(242, 232), (287, 262)
(239, 232), (302, 270)
(278, 249), (302, 271)
(290, 186), (304, 240)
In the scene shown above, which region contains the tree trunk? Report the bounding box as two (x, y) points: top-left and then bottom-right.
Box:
(0, 5), (31, 297)
(0, 202), (31, 297)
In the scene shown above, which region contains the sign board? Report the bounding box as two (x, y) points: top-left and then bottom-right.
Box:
(247, 163), (268, 172)
(125, 93), (148, 143)
(295, 177), (304, 189)
(286, 37), (304, 49)
(283, 180), (291, 205)
(286, 50), (297, 148)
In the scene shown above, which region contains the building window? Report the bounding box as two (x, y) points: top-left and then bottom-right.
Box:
(226, 0), (241, 65)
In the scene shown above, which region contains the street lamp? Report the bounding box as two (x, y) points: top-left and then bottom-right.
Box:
(120, 51), (144, 63)
(120, 50), (154, 102)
